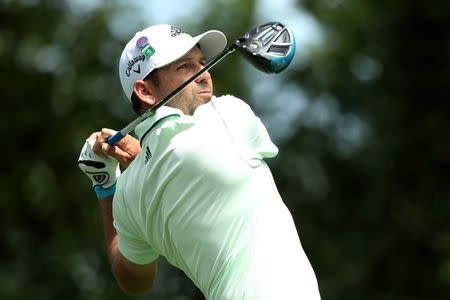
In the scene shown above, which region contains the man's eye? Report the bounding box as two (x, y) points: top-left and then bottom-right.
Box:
(177, 63), (188, 70)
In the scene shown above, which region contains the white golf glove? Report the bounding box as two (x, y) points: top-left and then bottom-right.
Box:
(78, 137), (121, 200)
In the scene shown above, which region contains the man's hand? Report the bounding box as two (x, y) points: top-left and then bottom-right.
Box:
(77, 129), (140, 199)
(94, 128), (141, 169)
(78, 133), (121, 199)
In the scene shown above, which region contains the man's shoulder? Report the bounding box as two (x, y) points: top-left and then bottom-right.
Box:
(212, 94), (251, 109)
(211, 95), (256, 122)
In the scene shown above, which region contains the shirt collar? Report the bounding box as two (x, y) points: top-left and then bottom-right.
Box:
(134, 106), (183, 140)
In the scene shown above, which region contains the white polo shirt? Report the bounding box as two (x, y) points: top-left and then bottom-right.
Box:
(113, 95), (321, 300)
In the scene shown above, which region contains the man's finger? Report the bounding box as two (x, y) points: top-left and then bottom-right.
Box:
(104, 144), (133, 168)
(86, 132), (99, 142)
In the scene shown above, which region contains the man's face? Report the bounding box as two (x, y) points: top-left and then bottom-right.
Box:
(150, 46), (213, 115)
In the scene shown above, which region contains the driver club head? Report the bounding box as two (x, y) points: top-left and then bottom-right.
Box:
(234, 21), (296, 74)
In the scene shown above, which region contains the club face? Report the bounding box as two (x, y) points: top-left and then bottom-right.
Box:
(234, 21), (296, 74)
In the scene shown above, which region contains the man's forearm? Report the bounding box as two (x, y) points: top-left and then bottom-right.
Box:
(97, 195), (157, 295)
(98, 195), (120, 264)
(79, 131), (155, 295)
(97, 195), (131, 291)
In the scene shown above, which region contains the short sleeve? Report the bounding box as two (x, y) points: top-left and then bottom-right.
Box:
(112, 189), (159, 265)
(211, 95), (278, 165)
(250, 115), (279, 159)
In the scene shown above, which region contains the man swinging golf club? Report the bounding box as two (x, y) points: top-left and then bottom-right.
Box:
(78, 23), (321, 299)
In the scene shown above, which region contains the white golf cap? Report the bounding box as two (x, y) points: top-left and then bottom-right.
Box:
(119, 24), (227, 100)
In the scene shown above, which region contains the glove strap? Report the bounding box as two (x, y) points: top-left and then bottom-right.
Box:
(94, 183), (116, 200)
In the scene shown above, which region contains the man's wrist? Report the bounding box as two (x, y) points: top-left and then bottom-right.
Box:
(94, 183), (117, 200)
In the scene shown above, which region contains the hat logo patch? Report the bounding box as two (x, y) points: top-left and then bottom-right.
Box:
(136, 36), (149, 49)
(142, 44), (155, 58)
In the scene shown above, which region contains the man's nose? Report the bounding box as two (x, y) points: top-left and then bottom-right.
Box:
(195, 67), (211, 84)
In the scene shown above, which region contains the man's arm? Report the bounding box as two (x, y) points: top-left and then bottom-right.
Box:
(95, 130), (156, 295)
(78, 130), (156, 295)
(99, 195), (157, 295)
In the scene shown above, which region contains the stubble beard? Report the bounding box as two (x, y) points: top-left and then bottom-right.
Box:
(167, 87), (213, 115)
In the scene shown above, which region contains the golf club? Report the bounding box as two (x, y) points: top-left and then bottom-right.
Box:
(108, 21), (295, 145)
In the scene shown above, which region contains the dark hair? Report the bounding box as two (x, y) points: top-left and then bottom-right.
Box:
(130, 70), (160, 115)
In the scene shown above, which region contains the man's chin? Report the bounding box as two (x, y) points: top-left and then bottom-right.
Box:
(197, 93), (213, 104)
(190, 95), (212, 114)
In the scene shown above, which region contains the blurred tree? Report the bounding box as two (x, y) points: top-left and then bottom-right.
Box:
(271, 0), (450, 299)
(0, 1), (130, 299)
(2, 0), (449, 299)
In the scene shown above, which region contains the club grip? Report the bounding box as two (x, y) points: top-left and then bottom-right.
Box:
(107, 131), (125, 145)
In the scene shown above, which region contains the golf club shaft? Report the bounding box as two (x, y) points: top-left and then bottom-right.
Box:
(108, 44), (237, 145)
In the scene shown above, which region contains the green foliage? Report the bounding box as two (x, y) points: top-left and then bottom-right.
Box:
(1, 1), (133, 299)
(1, 0), (449, 299)
(278, 0), (450, 299)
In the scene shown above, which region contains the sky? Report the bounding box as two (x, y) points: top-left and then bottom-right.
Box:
(124, 0), (324, 59)
(65, 0), (324, 81)
(66, 0), (329, 142)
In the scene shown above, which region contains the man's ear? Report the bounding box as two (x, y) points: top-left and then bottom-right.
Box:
(133, 80), (156, 109)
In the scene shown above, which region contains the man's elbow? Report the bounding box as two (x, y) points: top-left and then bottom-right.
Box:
(110, 250), (158, 295)
(115, 274), (155, 296)
(111, 260), (157, 296)
(117, 280), (153, 296)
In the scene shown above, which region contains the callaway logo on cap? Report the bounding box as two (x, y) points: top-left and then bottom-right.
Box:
(118, 24), (227, 101)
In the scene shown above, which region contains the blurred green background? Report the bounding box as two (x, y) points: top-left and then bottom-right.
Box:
(1, 0), (449, 299)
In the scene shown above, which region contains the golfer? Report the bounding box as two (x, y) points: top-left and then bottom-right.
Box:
(78, 24), (321, 299)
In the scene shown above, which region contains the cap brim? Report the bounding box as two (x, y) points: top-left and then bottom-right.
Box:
(194, 30), (228, 61)
(156, 30), (227, 70)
